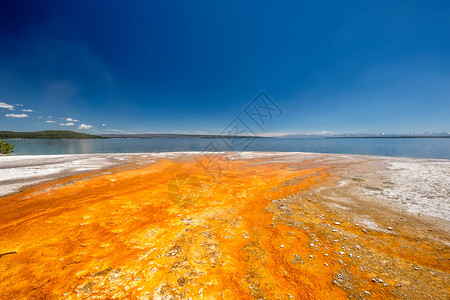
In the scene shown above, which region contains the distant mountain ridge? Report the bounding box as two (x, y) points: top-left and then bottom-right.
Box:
(281, 132), (450, 138)
(98, 133), (263, 138)
(1, 130), (448, 139)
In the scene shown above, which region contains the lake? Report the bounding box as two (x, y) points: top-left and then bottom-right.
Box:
(3, 138), (450, 160)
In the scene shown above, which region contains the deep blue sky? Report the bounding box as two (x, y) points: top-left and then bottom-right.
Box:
(1, 0), (449, 135)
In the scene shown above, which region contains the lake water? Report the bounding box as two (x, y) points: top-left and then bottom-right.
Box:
(3, 138), (450, 160)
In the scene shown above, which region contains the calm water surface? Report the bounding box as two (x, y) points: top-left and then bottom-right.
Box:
(4, 138), (450, 160)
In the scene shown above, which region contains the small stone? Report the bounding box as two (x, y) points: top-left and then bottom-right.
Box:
(362, 229), (367, 233)
(324, 263), (328, 266)
(309, 255), (313, 258)
(387, 227), (393, 231)
(372, 278), (377, 282)
(414, 266), (418, 270)
(177, 277), (187, 286)
(332, 229), (338, 232)
(280, 245), (284, 248)
(339, 252), (345, 255)
(378, 279), (384, 283)
(334, 222), (341, 225)
(364, 291), (371, 295)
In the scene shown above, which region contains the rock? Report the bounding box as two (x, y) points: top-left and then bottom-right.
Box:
(94, 267), (112, 277)
(280, 245), (284, 248)
(77, 281), (95, 293)
(364, 291), (371, 295)
(362, 229), (367, 233)
(387, 227), (393, 231)
(177, 277), (187, 286)
(334, 222), (341, 225)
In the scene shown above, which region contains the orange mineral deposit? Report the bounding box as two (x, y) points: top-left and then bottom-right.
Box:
(0, 155), (448, 299)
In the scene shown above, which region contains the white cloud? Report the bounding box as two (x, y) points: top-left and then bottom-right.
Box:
(5, 113), (28, 118)
(0, 102), (15, 110)
(38, 116), (42, 119)
(66, 117), (79, 122)
(46, 120), (56, 123)
(102, 123), (106, 126)
(60, 122), (74, 126)
(22, 109), (33, 112)
(15, 104), (24, 107)
(78, 124), (93, 129)
(48, 116), (52, 118)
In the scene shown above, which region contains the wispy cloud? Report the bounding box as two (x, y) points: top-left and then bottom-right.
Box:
(78, 124), (93, 129)
(102, 123), (106, 126)
(5, 113), (28, 118)
(60, 122), (74, 126)
(0, 102), (15, 110)
(66, 117), (79, 122)
(46, 120), (55, 123)
(22, 109), (33, 112)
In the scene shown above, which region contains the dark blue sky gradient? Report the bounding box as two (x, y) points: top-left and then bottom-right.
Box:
(1, 0), (449, 134)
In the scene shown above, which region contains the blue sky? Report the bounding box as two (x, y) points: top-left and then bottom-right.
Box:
(0, 0), (449, 135)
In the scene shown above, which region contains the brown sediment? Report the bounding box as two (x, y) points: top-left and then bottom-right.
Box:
(0, 154), (448, 299)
